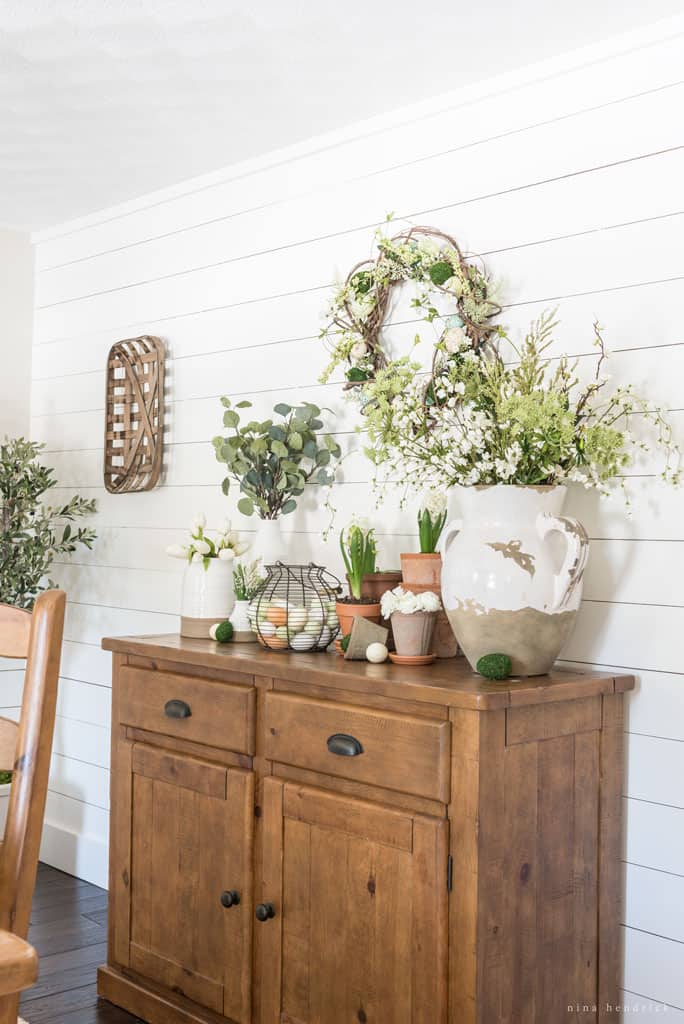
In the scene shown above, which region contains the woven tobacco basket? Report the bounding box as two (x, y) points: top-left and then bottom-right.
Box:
(104, 335), (165, 493)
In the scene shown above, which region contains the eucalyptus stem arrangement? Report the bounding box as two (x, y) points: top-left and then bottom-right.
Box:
(213, 400), (342, 519)
(0, 438), (96, 609)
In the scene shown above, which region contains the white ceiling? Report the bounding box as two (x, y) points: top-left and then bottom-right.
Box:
(0, 0), (681, 231)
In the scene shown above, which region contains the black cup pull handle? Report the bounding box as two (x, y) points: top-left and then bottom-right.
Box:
(164, 699), (192, 719)
(255, 902), (276, 922)
(327, 733), (363, 757)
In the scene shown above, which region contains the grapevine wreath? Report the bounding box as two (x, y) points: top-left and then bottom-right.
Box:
(319, 225), (502, 401)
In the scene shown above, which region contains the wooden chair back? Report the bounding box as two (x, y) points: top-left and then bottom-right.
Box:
(0, 590), (65, 945)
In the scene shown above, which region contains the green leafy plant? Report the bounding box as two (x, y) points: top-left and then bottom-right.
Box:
(362, 311), (680, 498)
(233, 560), (265, 601)
(0, 438), (96, 609)
(417, 491), (447, 553)
(339, 523), (377, 600)
(213, 400), (342, 519)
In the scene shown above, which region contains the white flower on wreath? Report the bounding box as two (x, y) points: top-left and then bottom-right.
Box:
(351, 340), (368, 361)
(443, 326), (467, 353)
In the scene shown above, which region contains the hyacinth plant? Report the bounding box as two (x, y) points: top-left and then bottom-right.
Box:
(361, 311), (680, 498)
(233, 559), (265, 601)
(339, 522), (378, 601)
(166, 515), (249, 570)
(418, 490), (448, 553)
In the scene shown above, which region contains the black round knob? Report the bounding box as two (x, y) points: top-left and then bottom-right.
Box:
(220, 890), (240, 908)
(255, 902), (275, 922)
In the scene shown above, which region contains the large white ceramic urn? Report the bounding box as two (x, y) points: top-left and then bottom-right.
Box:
(440, 485), (589, 676)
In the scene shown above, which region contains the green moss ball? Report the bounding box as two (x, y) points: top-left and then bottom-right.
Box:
(214, 620), (234, 644)
(476, 653), (512, 680)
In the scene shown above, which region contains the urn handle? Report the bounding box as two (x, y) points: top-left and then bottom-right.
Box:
(438, 518), (463, 557)
(536, 513), (589, 612)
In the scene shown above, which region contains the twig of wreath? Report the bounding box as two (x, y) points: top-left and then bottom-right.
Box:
(318, 226), (502, 406)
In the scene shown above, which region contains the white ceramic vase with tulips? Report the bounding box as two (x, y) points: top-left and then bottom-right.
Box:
(167, 515), (250, 638)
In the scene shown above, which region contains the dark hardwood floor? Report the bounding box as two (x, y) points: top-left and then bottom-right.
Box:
(20, 862), (141, 1024)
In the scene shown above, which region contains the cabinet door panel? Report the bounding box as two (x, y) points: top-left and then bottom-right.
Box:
(128, 743), (254, 1023)
(257, 779), (448, 1024)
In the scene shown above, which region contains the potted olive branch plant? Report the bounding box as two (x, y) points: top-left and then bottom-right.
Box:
(336, 522), (382, 636)
(213, 399), (342, 563)
(0, 438), (96, 609)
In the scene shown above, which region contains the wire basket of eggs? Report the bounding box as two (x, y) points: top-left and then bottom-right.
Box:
(248, 562), (342, 652)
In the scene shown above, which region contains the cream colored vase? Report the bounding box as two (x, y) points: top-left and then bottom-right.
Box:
(440, 485), (589, 676)
(180, 558), (235, 638)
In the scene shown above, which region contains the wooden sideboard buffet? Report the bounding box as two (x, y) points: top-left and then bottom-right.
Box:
(97, 634), (634, 1024)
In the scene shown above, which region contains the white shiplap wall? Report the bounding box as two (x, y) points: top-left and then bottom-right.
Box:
(29, 20), (684, 1014)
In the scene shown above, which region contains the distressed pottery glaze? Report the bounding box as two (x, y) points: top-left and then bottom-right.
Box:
(440, 485), (589, 676)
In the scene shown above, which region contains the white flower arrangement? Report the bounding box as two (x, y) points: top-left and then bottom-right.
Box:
(166, 515), (249, 570)
(380, 586), (442, 619)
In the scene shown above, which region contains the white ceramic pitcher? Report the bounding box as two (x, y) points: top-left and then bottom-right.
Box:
(439, 485), (589, 676)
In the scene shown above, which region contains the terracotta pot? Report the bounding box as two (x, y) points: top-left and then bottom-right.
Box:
(400, 552), (442, 589)
(401, 554), (459, 659)
(390, 611), (437, 657)
(358, 570), (403, 603)
(336, 600), (381, 638)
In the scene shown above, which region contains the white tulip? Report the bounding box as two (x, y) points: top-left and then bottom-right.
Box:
(191, 512), (207, 533)
(191, 552), (203, 563)
(194, 539), (211, 555)
(218, 547), (235, 561)
(165, 544), (187, 559)
(234, 541), (251, 556)
(221, 518), (232, 534)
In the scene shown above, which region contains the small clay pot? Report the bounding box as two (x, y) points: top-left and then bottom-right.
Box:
(336, 600), (381, 638)
(358, 571), (403, 603)
(400, 552), (442, 589)
(390, 611), (437, 657)
(401, 581), (459, 659)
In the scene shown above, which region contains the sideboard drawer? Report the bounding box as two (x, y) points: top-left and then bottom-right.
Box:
(262, 691), (450, 802)
(119, 666), (255, 755)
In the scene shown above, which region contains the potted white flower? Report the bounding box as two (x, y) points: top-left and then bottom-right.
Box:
(167, 515), (249, 638)
(380, 586), (442, 665)
(230, 560), (266, 642)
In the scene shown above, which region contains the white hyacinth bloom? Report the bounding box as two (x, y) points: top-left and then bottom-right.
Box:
(422, 488), (447, 517)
